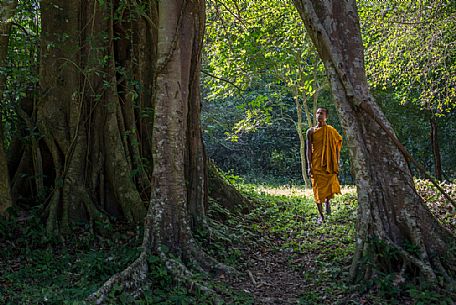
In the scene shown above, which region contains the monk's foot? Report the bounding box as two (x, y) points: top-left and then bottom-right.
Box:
(317, 216), (325, 224)
(325, 202), (331, 215)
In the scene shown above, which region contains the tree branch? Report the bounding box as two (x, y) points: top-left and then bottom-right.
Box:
(201, 69), (244, 92)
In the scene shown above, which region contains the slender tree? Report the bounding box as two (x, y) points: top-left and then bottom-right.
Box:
(293, 0), (456, 286)
(0, 0), (18, 216)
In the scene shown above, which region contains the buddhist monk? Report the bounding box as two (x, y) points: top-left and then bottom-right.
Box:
(306, 107), (342, 223)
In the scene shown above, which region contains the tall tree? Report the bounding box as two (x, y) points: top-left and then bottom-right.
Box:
(88, 0), (221, 302)
(293, 0), (456, 286)
(0, 0), (18, 216)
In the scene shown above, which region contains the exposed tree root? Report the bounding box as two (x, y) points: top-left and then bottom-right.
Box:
(157, 249), (224, 305)
(87, 201), (233, 304)
(86, 244), (229, 304)
(86, 251), (149, 304)
(45, 190), (61, 235)
(351, 226), (456, 290)
(349, 184), (456, 289)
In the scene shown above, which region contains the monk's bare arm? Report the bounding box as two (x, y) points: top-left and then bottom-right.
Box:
(306, 128), (313, 177)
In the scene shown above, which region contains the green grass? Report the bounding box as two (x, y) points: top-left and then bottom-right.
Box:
(241, 186), (359, 304)
(1, 182), (455, 304)
(214, 183), (455, 304)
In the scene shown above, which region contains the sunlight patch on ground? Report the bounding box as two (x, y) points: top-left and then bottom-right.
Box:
(255, 184), (357, 198)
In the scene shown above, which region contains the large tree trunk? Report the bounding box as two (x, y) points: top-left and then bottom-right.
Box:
(88, 1), (218, 302)
(149, 0), (194, 255)
(30, 0), (162, 232)
(430, 116), (443, 181)
(293, 0), (455, 285)
(140, 0), (210, 263)
(0, 0), (18, 216)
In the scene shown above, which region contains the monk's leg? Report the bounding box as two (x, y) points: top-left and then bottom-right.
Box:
(316, 202), (324, 222)
(325, 198), (331, 215)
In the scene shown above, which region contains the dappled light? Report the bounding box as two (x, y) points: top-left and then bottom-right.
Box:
(255, 184), (356, 198)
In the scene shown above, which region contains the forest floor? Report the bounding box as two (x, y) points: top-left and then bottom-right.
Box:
(204, 185), (368, 304)
(223, 186), (358, 304)
(204, 181), (456, 305)
(1, 180), (455, 304)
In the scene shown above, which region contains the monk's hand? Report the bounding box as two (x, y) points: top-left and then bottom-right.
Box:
(307, 168), (312, 178)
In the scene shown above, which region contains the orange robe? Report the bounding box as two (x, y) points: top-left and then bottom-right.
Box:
(311, 125), (342, 203)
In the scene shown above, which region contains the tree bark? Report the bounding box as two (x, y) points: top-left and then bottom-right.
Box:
(293, 50), (321, 189)
(182, 0), (209, 230)
(150, 0), (192, 254)
(294, 94), (310, 189)
(430, 116), (442, 181)
(33, 0), (162, 232)
(145, 0), (212, 264)
(88, 1), (218, 302)
(0, 113), (12, 217)
(311, 54), (320, 126)
(0, 0), (18, 216)
(293, 0), (455, 285)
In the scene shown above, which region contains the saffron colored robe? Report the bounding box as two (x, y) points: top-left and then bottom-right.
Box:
(311, 125), (342, 203)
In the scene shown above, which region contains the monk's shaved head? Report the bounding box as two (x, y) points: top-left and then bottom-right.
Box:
(317, 107), (329, 116)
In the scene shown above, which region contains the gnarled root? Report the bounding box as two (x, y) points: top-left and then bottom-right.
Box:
(86, 251), (149, 304)
(158, 248), (224, 304)
(86, 245), (227, 304)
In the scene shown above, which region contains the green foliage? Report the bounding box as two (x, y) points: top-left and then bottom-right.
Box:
(102, 255), (212, 305)
(202, 0), (344, 184)
(407, 285), (454, 305)
(203, 0), (456, 184)
(415, 179), (456, 231)
(204, 0), (324, 102)
(1, 0), (40, 146)
(203, 93), (352, 184)
(359, 0), (456, 178)
(360, 0), (456, 114)
(0, 215), (142, 304)
(358, 0), (456, 179)
(197, 200), (250, 267)
(203, 184), (360, 303)
(220, 182), (455, 304)
(0, 208), (249, 305)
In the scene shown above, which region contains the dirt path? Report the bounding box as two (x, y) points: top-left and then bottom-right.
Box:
(216, 186), (357, 304)
(228, 233), (312, 304)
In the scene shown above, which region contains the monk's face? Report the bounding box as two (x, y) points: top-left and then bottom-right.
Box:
(316, 108), (328, 122)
